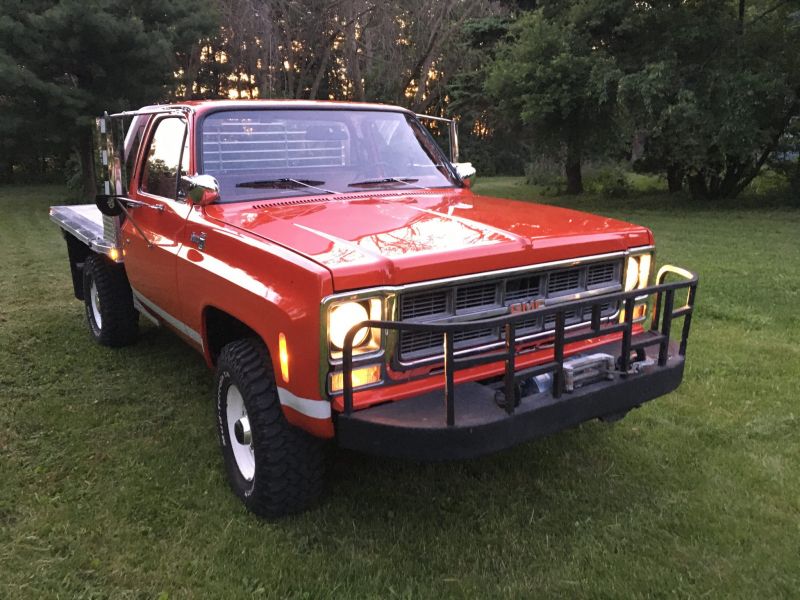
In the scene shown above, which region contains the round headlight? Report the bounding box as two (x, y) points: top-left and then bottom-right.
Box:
(625, 256), (640, 291)
(329, 302), (369, 350)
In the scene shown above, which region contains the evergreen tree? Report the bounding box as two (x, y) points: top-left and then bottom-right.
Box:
(0, 0), (217, 196)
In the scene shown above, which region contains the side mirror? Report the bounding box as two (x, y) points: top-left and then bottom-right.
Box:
(453, 162), (476, 188)
(181, 174), (220, 206)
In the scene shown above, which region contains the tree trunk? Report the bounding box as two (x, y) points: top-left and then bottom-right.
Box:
(564, 138), (583, 195)
(308, 44), (332, 100)
(78, 128), (96, 202)
(687, 173), (710, 200)
(0, 157), (13, 184)
(738, 0), (746, 34)
(666, 164), (684, 193)
(346, 4), (364, 102)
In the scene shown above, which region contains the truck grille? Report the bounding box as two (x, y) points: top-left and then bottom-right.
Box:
(397, 259), (622, 361)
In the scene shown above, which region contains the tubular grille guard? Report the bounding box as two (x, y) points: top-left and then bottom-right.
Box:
(341, 266), (699, 426)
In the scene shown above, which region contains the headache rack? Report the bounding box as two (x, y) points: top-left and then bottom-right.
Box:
(341, 266), (698, 425)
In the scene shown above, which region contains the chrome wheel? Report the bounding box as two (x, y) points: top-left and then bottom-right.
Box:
(226, 384), (255, 481)
(90, 281), (102, 329)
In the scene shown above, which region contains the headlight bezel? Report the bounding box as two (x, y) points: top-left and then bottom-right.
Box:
(623, 247), (654, 292)
(320, 290), (393, 397)
(622, 246), (655, 322)
(326, 297), (384, 356)
(321, 291), (394, 361)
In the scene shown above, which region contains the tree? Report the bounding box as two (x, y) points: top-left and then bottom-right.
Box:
(195, 0), (498, 112)
(485, 8), (622, 193)
(0, 0), (218, 198)
(448, 14), (526, 175)
(618, 0), (800, 198)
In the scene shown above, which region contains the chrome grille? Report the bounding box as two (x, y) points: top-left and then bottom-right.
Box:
(400, 290), (448, 320)
(587, 262), (617, 287)
(397, 258), (622, 361)
(547, 269), (581, 295)
(505, 275), (542, 302)
(456, 282), (498, 312)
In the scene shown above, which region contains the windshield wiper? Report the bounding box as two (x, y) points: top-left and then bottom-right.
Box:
(348, 176), (427, 190)
(236, 178), (336, 194)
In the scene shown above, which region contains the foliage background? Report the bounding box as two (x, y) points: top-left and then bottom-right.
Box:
(2, 0), (800, 199)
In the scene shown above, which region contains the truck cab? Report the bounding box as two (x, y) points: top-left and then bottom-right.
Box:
(51, 100), (698, 518)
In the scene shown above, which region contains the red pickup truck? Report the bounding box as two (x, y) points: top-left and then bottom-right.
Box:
(51, 100), (698, 518)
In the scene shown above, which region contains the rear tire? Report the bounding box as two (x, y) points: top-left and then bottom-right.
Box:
(215, 339), (326, 518)
(82, 253), (139, 347)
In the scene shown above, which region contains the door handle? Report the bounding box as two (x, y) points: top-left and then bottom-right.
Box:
(190, 232), (207, 251)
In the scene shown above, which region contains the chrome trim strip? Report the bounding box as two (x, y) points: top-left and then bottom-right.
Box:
(130, 287), (203, 348)
(276, 387), (331, 419)
(132, 296), (161, 327)
(321, 248), (652, 302)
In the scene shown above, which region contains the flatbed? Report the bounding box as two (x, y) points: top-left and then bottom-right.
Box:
(50, 204), (119, 258)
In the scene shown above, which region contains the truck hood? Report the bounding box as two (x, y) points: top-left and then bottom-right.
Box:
(204, 189), (652, 291)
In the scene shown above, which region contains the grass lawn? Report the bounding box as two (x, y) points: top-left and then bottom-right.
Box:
(1, 180), (798, 598)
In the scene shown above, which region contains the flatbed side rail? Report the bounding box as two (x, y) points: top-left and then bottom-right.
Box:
(342, 267), (699, 425)
(49, 204), (121, 260)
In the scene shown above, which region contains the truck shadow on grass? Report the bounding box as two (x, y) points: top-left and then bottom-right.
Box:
(324, 422), (663, 523)
(271, 425), (678, 589)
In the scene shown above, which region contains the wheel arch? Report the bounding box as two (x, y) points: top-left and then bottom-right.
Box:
(202, 305), (267, 366)
(201, 303), (334, 439)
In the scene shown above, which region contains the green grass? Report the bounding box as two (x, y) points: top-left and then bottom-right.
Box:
(1, 181), (799, 598)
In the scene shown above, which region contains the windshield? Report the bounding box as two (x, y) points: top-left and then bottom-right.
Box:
(199, 109), (459, 202)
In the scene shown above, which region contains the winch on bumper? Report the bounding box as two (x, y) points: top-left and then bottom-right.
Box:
(335, 266), (698, 461)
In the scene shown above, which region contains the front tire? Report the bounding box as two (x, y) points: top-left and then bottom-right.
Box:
(82, 253), (139, 347)
(215, 339), (326, 518)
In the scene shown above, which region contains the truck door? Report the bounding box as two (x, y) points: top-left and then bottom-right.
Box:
(122, 116), (192, 323)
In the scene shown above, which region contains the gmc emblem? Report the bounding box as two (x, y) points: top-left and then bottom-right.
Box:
(508, 298), (546, 314)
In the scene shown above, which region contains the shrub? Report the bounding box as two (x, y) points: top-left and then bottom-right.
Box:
(525, 157), (563, 194)
(584, 163), (632, 198)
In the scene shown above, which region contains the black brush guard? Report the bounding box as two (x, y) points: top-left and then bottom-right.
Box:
(337, 266), (698, 460)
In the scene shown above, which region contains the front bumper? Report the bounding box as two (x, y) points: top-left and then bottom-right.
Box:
(336, 336), (683, 460)
(335, 265), (698, 461)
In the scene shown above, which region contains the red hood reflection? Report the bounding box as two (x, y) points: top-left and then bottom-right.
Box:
(204, 189), (652, 291)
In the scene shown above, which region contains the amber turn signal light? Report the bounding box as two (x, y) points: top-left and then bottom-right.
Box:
(330, 365), (381, 393)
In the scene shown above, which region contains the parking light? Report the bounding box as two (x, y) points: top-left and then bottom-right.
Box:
(330, 364), (381, 393)
(278, 332), (290, 383)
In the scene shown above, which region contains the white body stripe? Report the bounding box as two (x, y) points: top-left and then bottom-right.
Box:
(277, 387), (332, 420)
(132, 288), (330, 420)
(130, 287), (204, 347)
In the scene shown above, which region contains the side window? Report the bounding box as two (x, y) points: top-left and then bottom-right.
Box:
(140, 117), (189, 198)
